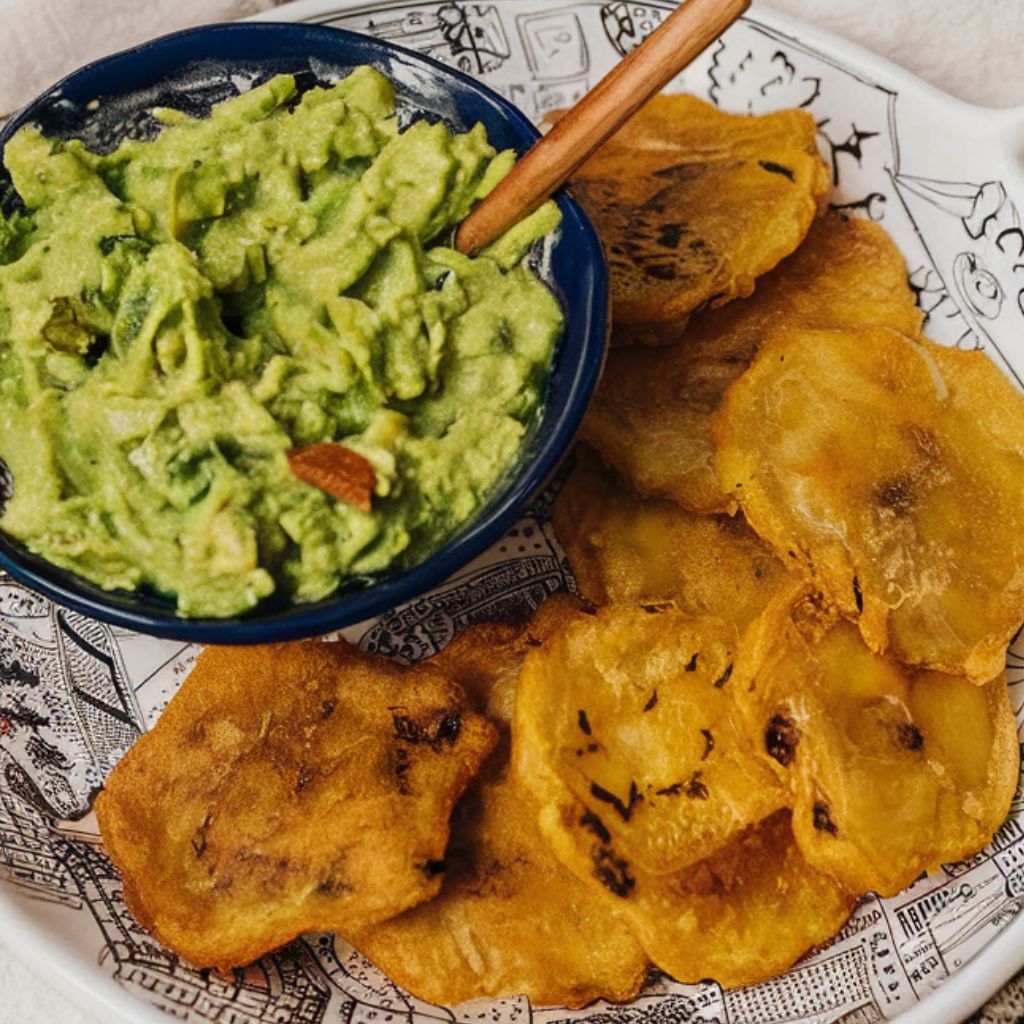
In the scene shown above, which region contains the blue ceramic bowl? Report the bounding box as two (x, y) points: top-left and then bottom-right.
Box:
(0, 22), (607, 643)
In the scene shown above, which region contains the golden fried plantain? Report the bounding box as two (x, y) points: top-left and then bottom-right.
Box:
(735, 585), (1019, 897)
(429, 594), (579, 730)
(350, 602), (649, 1007)
(523, 794), (853, 988)
(553, 447), (788, 630)
(566, 93), (828, 345)
(514, 603), (786, 875)
(350, 767), (649, 1007)
(582, 214), (923, 512)
(714, 326), (1024, 681)
(615, 810), (853, 988)
(95, 641), (497, 971)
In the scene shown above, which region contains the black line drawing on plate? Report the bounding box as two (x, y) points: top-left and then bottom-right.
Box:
(600, 2), (666, 57)
(888, 854), (1024, 996)
(908, 264), (959, 324)
(833, 1009), (886, 1024)
(893, 174), (1024, 387)
(990, 826), (1024, 900)
(928, 872), (1023, 964)
(62, 833), (336, 1024)
(702, 12), (1024, 384)
(726, 943), (884, 1022)
(0, 756), (78, 905)
(517, 9), (589, 81)
(318, 2), (511, 75)
(333, 6), (449, 49)
(437, 2), (512, 74)
(1007, 627), (1024, 687)
(699, 22), (896, 228)
(489, 80), (529, 108)
(830, 191), (887, 221)
(0, 577), (141, 819)
(820, 121), (881, 185)
(359, 531), (569, 662)
(708, 40), (823, 111)
(301, 932), (480, 1023)
(532, 76), (590, 119)
(540, 993), (715, 1024)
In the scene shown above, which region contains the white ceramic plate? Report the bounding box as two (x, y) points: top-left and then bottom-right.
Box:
(1, 2), (1023, 1023)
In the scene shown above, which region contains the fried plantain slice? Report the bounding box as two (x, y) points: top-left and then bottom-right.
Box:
(429, 594), (579, 731)
(523, 793), (853, 988)
(95, 641), (497, 971)
(565, 93), (828, 345)
(736, 584), (1019, 897)
(514, 602), (786, 876)
(582, 214), (923, 512)
(714, 325), (1024, 681)
(350, 601), (649, 1008)
(553, 447), (788, 630)
(350, 766), (649, 1007)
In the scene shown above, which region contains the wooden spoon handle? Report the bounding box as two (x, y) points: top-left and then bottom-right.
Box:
(455, 0), (750, 255)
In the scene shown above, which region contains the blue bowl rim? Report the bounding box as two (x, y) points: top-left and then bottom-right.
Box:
(0, 20), (609, 643)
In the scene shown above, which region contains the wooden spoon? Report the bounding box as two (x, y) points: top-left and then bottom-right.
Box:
(455, 0), (750, 255)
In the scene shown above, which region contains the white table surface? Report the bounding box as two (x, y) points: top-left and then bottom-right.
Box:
(1, 0), (1023, 1021)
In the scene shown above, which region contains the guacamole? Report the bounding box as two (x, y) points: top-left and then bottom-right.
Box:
(0, 68), (563, 617)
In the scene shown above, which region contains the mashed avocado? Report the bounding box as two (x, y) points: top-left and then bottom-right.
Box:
(0, 68), (563, 617)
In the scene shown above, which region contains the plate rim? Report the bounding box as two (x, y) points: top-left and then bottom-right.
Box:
(1, 1), (1021, 1021)
(250, 0), (1024, 119)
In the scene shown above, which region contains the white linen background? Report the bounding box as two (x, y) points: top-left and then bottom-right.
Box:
(0, 0), (1023, 1021)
